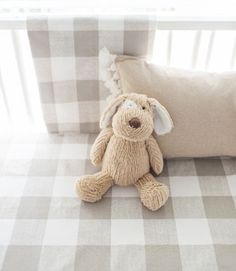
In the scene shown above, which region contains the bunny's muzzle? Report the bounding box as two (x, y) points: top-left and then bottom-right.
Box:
(129, 118), (141, 129)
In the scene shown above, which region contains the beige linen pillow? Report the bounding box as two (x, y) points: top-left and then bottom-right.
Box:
(100, 48), (236, 158)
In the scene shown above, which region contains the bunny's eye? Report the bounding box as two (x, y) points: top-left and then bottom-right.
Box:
(142, 106), (146, 110)
(122, 100), (137, 109)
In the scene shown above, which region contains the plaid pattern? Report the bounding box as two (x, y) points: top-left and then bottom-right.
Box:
(0, 133), (235, 271)
(27, 15), (157, 133)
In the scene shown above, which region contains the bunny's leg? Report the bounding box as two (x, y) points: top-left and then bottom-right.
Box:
(76, 171), (113, 202)
(135, 173), (169, 211)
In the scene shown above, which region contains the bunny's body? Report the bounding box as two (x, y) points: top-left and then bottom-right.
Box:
(76, 93), (173, 211)
(103, 134), (150, 186)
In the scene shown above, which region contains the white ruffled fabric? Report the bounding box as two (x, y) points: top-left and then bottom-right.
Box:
(99, 47), (122, 101)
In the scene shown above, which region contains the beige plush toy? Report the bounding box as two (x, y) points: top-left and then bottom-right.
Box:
(76, 93), (173, 211)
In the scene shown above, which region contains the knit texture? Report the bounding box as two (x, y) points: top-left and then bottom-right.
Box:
(102, 135), (150, 186)
(76, 172), (113, 202)
(135, 173), (169, 211)
(90, 128), (113, 166)
(76, 93), (171, 211)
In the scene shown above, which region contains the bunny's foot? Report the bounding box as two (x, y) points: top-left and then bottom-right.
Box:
(135, 173), (169, 211)
(76, 171), (113, 202)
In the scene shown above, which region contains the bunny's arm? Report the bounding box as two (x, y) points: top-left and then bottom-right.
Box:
(90, 127), (113, 166)
(145, 135), (164, 175)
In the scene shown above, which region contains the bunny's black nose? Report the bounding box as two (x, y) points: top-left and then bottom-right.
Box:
(129, 118), (141, 129)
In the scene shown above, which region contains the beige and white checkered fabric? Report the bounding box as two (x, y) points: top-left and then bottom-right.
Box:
(27, 15), (157, 133)
(0, 133), (236, 270)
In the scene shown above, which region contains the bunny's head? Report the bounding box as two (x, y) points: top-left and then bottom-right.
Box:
(100, 93), (173, 142)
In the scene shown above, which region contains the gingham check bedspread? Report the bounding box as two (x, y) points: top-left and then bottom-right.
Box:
(0, 133), (235, 271)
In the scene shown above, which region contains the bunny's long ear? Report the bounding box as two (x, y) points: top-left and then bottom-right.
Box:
(148, 98), (174, 135)
(100, 94), (127, 129)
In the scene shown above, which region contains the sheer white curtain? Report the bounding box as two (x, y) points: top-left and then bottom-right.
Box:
(152, 30), (236, 71)
(0, 30), (45, 133)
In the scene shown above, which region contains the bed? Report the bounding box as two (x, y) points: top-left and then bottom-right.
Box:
(0, 133), (235, 270)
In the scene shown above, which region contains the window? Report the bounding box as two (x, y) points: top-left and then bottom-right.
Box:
(0, 0), (235, 132)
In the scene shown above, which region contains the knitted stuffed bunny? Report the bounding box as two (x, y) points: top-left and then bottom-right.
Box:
(76, 93), (173, 211)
